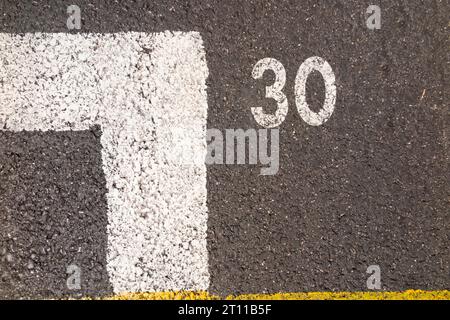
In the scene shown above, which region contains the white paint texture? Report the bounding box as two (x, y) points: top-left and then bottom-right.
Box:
(251, 57), (336, 128)
(0, 32), (210, 293)
(251, 58), (288, 128)
(295, 56), (336, 126)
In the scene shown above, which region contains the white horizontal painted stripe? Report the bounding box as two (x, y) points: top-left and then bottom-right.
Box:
(0, 32), (209, 293)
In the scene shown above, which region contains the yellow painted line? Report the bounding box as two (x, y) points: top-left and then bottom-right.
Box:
(100, 290), (450, 300)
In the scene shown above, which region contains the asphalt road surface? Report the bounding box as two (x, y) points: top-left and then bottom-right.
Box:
(0, 0), (448, 299)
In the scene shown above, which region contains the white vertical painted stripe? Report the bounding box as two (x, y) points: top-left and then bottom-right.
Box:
(0, 32), (209, 293)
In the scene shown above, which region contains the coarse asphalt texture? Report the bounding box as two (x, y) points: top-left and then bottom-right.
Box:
(0, 0), (448, 298)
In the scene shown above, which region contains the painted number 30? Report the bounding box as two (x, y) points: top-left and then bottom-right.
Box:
(252, 57), (336, 128)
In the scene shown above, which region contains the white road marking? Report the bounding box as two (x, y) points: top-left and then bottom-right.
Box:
(295, 56), (336, 126)
(251, 57), (336, 128)
(0, 32), (210, 293)
(251, 58), (288, 128)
